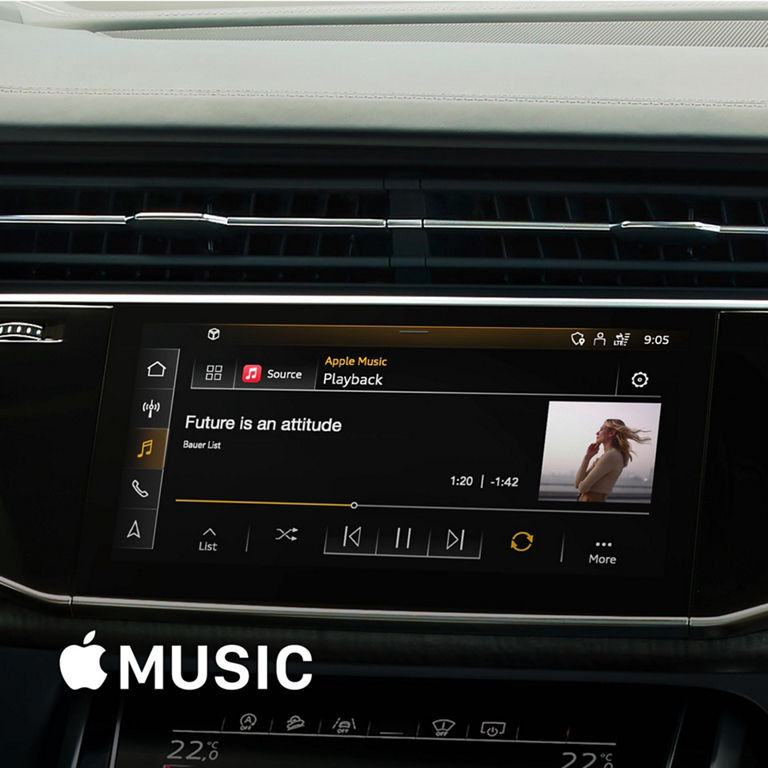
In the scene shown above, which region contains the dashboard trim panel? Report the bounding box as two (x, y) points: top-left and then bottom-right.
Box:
(70, 594), (688, 627)
(0, 562), (765, 631)
(0, 294), (761, 632)
(2, 294), (768, 309)
(0, 574), (71, 607)
(690, 604), (768, 630)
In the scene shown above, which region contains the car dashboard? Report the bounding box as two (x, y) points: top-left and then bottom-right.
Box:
(3, 2), (768, 767)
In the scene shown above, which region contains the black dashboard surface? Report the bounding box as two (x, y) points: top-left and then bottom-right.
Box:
(4, 4), (768, 767)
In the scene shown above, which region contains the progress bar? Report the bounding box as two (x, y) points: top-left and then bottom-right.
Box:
(175, 498), (649, 516)
(175, 498), (351, 508)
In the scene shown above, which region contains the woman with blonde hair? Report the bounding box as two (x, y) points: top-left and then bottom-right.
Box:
(574, 418), (650, 502)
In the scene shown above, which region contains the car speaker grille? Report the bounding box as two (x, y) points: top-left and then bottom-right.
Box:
(2, 171), (768, 288)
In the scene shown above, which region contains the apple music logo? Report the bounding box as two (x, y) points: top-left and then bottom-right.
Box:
(59, 630), (107, 690)
(59, 631), (312, 691)
(241, 364), (262, 383)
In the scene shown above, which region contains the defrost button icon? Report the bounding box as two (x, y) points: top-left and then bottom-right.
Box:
(432, 719), (456, 737)
(286, 715), (306, 732)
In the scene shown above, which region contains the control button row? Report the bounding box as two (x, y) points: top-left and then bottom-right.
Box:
(187, 711), (607, 744)
(323, 525), (482, 560)
(115, 347), (181, 552)
(191, 358), (318, 391)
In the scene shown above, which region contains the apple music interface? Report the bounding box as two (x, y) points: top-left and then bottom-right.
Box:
(113, 322), (686, 579)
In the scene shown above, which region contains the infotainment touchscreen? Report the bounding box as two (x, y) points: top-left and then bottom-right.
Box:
(80, 305), (713, 618)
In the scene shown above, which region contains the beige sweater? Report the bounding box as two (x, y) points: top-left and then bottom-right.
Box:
(575, 449), (624, 495)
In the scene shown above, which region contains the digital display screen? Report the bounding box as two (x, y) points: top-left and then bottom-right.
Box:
(79, 305), (712, 617)
(111, 680), (683, 768)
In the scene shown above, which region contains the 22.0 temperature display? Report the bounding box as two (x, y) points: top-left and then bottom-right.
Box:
(561, 752), (613, 768)
(167, 739), (220, 762)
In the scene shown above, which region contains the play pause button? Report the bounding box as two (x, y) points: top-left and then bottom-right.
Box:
(377, 526), (429, 556)
(428, 527), (483, 559)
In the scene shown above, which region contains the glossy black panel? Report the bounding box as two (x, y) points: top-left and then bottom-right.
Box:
(0, 305), (110, 593)
(694, 311), (768, 618)
(78, 305), (713, 618)
(114, 680), (683, 768)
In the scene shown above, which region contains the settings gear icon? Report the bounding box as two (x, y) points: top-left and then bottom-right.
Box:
(631, 371), (649, 389)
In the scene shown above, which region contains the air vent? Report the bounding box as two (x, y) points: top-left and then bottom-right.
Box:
(0, 179), (392, 283)
(422, 184), (768, 288)
(2, 169), (768, 288)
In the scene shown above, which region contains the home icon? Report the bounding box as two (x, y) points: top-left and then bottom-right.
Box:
(146, 361), (167, 378)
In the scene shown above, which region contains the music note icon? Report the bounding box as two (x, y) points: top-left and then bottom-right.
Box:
(137, 439), (153, 458)
(241, 364), (262, 383)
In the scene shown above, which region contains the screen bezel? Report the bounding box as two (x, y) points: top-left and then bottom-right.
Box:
(76, 303), (715, 620)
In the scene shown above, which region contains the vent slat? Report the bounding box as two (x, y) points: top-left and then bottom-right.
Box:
(2, 173), (768, 287)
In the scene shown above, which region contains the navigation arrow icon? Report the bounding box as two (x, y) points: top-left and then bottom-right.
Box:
(202, 527), (217, 538)
(343, 525), (362, 548)
(446, 528), (465, 551)
(127, 520), (141, 539)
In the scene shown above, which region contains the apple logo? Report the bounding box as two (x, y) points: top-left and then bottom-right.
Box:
(59, 630), (108, 690)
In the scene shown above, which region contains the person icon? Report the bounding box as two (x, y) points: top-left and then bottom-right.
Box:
(593, 332), (607, 346)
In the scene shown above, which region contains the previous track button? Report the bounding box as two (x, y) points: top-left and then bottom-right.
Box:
(324, 524), (377, 555)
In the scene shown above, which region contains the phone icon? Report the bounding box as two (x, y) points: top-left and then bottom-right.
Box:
(131, 479), (149, 499)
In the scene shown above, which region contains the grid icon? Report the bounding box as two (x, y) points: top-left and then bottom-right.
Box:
(205, 364), (224, 382)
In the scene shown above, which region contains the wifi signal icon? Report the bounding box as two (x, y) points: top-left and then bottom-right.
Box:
(142, 399), (161, 419)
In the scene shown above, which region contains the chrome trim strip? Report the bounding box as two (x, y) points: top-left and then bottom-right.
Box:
(107, 701), (123, 768)
(71, 595), (687, 627)
(665, 705), (686, 768)
(132, 211), (228, 226)
(0, 574), (71, 606)
(0, 214), (127, 225)
(424, 219), (611, 232)
(720, 225), (768, 235)
(2, 294), (768, 309)
(689, 603), (768, 629)
(133, 212), (386, 229)
(426, 219), (768, 235)
(0, 302), (112, 308)
(0, 567), (688, 626)
(617, 220), (722, 234)
(0, 213), (386, 229)
(0, 561), (766, 630)
(0, 564), (691, 627)
(227, 216), (386, 229)
(388, 219), (423, 229)
(2, 215), (767, 235)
